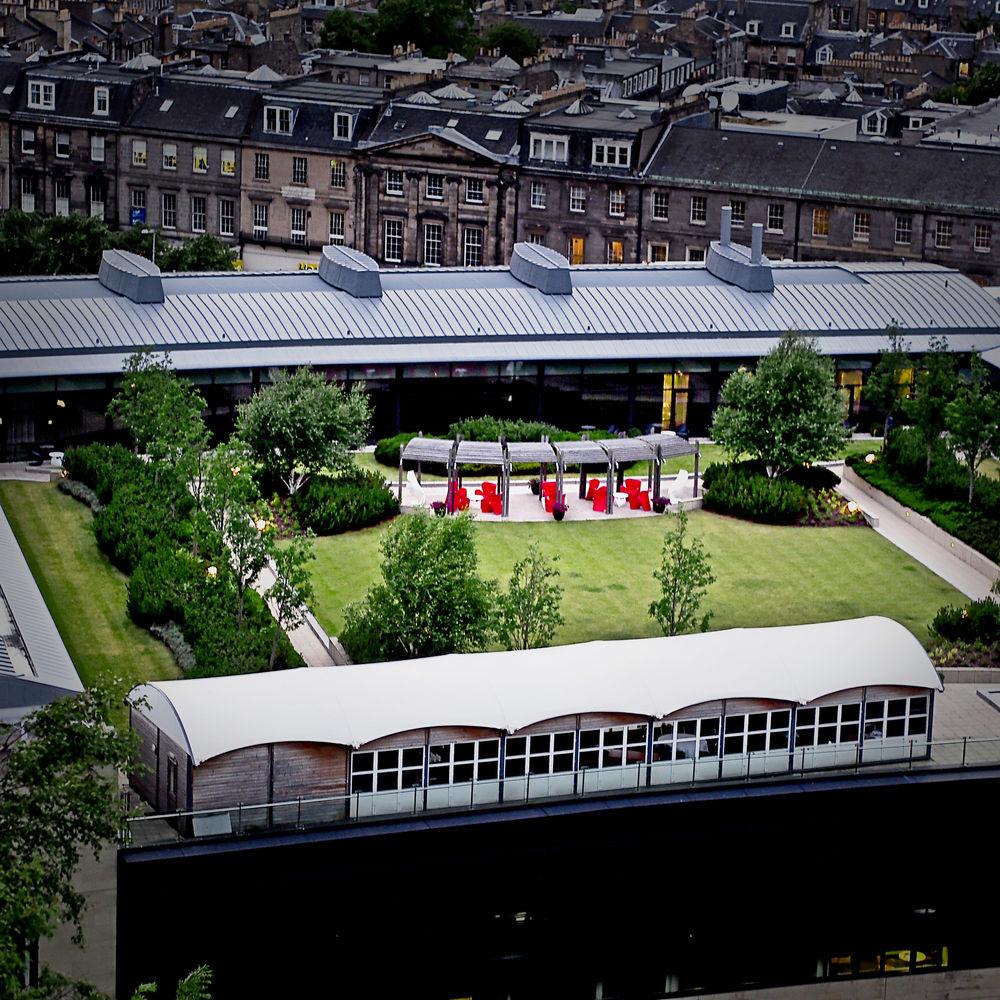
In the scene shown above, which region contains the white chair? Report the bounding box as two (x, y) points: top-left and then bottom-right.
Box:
(668, 468), (689, 502)
(405, 470), (428, 507)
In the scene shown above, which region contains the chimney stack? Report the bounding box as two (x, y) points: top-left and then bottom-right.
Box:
(750, 223), (764, 264)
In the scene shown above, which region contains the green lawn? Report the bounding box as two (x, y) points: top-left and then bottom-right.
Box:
(307, 506), (957, 650)
(0, 481), (180, 696)
(356, 438), (883, 482)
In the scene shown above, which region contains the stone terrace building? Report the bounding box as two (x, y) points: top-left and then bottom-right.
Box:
(640, 123), (1000, 282)
(9, 59), (153, 225)
(118, 75), (262, 243)
(358, 87), (522, 268)
(518, 98), (667, 266)
(240, 78), (383, 265)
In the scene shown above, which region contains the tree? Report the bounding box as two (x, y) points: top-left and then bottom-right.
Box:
(370, 0), (476, 57)
(480, 23), (541, 63)
(200, 441), (260, 539)
(495, 545), (564, 650)
(319, 8), (375, 50)
(36, 215), (110, 276)
(107, 352), (208, 470)
(937, 63), (1000, 105)
(710, 333), (848, 477)
(159, 235), (235, 273)
(945, 353), (1000, 504)
(648, 509), (715, 637)
(226, 510), (272, 624)
(266, 533), (316, 669)
(235, 367), (370, 496)
(341, 511), (492, 661)
(0, 684), (137, 997)
(863, 327), (912, 440)
(903, 335), (958, 477)
(131, 965), (213, 1000)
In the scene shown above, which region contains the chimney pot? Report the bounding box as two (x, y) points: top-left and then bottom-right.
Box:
(751, 223), (764, 264)
(720, 205), (732, 246)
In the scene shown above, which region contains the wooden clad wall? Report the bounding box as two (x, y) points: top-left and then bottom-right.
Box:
(193, 745), (269, 812)
(130, 709), (160, 808)
(271, 743), (348, 801)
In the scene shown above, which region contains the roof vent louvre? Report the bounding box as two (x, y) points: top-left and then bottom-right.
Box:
(509, 243), (572, 295)
(318, 244), (382, 298)
(98, 249), (163, 304)
(705, 214), (774, 293)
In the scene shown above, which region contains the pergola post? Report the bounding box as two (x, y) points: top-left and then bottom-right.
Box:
(653, 447), (662, 499)
(397, 444), (404, 503)
(693, 440), (701, 499)
(605, 455), (614, 516)
(556, 455), (564, 505)
(416, 431), (423, 484)
(578, 466), (587, 500)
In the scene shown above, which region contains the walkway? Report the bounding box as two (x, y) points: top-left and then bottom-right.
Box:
(835, 470), (995, 600)
(0, 460), (55, 483)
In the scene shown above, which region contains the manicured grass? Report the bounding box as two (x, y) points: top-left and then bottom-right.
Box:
(307, 506), (957, 650)
(0, 481), (180, 696)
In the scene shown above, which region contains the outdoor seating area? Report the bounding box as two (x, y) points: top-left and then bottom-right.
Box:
(398, 433), (700, 520)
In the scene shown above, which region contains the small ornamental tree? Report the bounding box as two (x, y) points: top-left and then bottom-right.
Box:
(904, 335), (958, 477)
(495, 545), (564, 650)
(945, 353), (1000, 504)
(710, 333), (848, 477)
(648, 509), (715, 637)
(200, 441), (260, 539)
(341, 511), (492, 662)
(266, 533), (316, 669)
(480, 23), (541, 63)
(864, 327), (912, 440)
(226, 511), (272, 624)
(0, 683), (137, 996)
(235, 367), (370, 496)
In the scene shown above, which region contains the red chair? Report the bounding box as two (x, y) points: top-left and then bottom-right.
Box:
(480, 493), (502, 515)
(624, 478), (642, 495)
(544, 491), (565, 513)
(540, 481), (557, 501)
(454, 487), (470, 512)
(476, 482), (497, 497)
(586, 478), (601, 500)
(627, 489), (651, 512)
(592, 486), (608, 513)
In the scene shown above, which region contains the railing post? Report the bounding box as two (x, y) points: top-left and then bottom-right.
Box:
(297, 797), (302, 828)
(237, 802), (243, 835)
(908, 739), (914, 770)
(962, 736), (968, 767)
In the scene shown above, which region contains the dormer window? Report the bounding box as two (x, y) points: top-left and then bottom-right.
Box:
(264, 105), (293, 134)
(28, 81), (54, 110)
(592, 139), (630, 167)
(746, 19), (761, 34)
(334, 112), (353, 139)
(529, 132), (569, 162)
(817, 44), (833, 63)
(781, 21), (796, 36)
(862, 111), (887, 135)
(93, 86), (109, 116)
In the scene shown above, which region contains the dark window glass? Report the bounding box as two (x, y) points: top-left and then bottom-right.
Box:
(886, 718), (906, 738)
(840, 724), (859, 743)
(506, 758), (525, 777)
(771, 711), (790, 729)
(724, 735), (744, 755)
(401, 768), (423, 789)
(353, 751), (373, 772)
(841, 704), (860, 722)
(797, 708), (816, 726)
(701, 738), (719, 758)
(428, 765), (449, 786)
(529, 735), (550, 754)
(910, 697), (927, 715)
(506, 737), (526, 757)
(480, 740), (499, 759)
(888, 699), (907, 717)
(377, 749), (399, 769)
(529, 756), (551, 775)
(796, 729), (816, 748)
(866, 701), (884, 719)
(770, 731), (789, 750)
(429, 745), (448, 765)
(454, 742), (474, 762)
(479, 761), (498, 780)
(817, 726), (839, 745)
(579, 750), (600, 769)
(553, 753), (574, 773)
(909, 716), (927, 735)
(749, 713), (767, 731)
(748, 733), (767, 752)
(819, 706), (838, 725)
(603, 728), (624, 748)
(678, 719), (698, 736)
(353, 774), (373, 793)
(725, 715), (746, 735)
(580, 729), (600, 749)
(454, 763), (474, 783)
(376, 772), (399, 791)
(402, 748), (423, 768)
(628, 725), (646, 744)
(702, 718), (720, 736)
(554, 732), (575, 752)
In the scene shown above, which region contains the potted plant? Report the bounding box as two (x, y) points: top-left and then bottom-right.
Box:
(431, 500), (447, 517)
(551, 500), (567, 522)
(652, 496), (670, 514)
(529, 478), (540, 496)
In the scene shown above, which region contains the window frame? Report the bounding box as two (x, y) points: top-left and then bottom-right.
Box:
(424, 221), (443, 265)
(503, 732), (575, 778)
(219, 197), (235, 238)
(385, 170), (404, 197)
(465, 177), (484, 205)
(161, 192), (177, 231)
(263, 105), (293, 135)
(569, 186), (587, 213)
(384, 217), (403, 262)
(591, 139), (631, 168)
(894, 214), (912, 245)
(251, 201), (268, 239)
(290, 206), (307, 246)
(292, 155), (308, 185)
(812, 207), (830, 238)
(425, 174), (443, 200)
(328, 210), (346, 245)
(973, 223), (992, 253)
(93, 86), (109, 116)
(766, 203), (785, 233)
(463, 226), (484, 267)
(651, 190), (670, 221)
(28, 80), (55, 110)
(934, 219), (953, 249)
(689, 195), (707, 225)
(729, 199), (746, 227)
(853, 211), (871, 242)
(191, 195), (206, 234)
(530, 181), (547, 210)
(162, 142), (178, 171)
(608, 188), (626, 218)
(529, 132), (569, 162)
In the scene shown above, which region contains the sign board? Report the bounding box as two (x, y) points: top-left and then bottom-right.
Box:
(130, 207), (147, 226)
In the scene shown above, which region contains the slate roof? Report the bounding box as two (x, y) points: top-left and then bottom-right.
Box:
(808, 30), (864, 61)
(127, 77), (262, 138)
(643, 124), (1000, 215)
(511, 11), (610, 38)
(734, 0), (816, 43)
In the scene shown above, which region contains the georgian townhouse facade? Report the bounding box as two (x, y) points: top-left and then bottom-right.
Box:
(117, 77), (262, 243)
(639, 124), (1000, 283)
(516, 102), (666, 266)
(358, 94), (521, 268)
(10, 60), (153, 226)
(239, 79), (382, 262)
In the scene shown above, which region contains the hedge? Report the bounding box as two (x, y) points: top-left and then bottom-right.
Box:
(931, 599), (1000, 646)
(702, 464), (808, 524)
(296, 469), (399, 535)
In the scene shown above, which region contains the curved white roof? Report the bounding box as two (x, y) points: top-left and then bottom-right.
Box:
(132, 618), (939, 765)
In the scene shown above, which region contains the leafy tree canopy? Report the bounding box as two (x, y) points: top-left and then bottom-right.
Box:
(236, 367), (371, 496)
(903, 335), (958, 476)
(710, 333), (848, 477)
(945, 352), (1000, 504)
(0, 684), (137, 997)
(938, 63), (1000, 106)
(863, 327), (912, 440)
(648, 509), (715, 637)
(341, 511), (493, 661)
(320, 0), (476, 57)
(480, 23), (541, 63)
(495, 544), (563, 650)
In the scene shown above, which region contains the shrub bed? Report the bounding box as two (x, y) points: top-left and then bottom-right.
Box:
(62, 442), (301, 676)
(931, 598), (1000, 646)
(296, 469), (399, 535)
(847, 428), (1000, 563)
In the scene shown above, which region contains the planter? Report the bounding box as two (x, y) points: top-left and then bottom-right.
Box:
(652, 500), (667, 514)
(431, 503), (446, 517)
(552, 508), (565, 521)
(529, 479), (540, 496)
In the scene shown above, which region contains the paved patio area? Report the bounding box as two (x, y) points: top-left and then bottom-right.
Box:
(401, 477), (701, 521)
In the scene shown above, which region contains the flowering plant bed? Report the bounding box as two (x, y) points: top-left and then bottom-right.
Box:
(930, 642), (1000, 672)
(799, 488), (866, 528)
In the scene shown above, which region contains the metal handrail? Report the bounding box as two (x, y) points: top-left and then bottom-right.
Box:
(123, 735), (1000, 847)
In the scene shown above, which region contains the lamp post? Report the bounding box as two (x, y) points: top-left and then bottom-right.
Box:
(141, 228), (156, 266)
